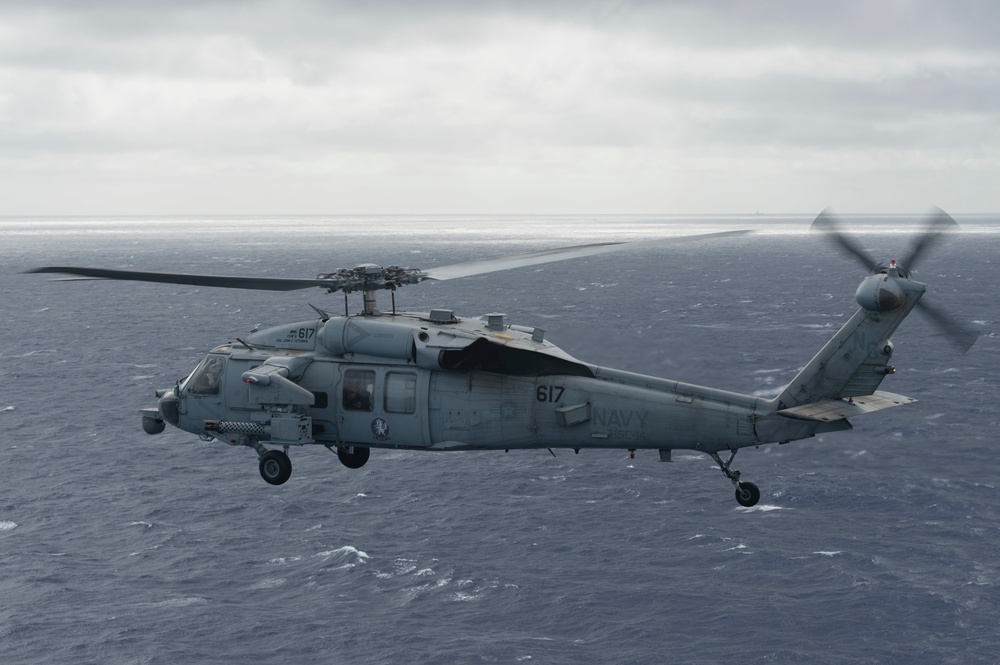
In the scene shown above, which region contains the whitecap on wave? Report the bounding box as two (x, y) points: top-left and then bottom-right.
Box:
(0, 521), (17, 531)
(736, 504), (788, 513)
(268, 556), (303, 565)
(316, 545), (371, 564)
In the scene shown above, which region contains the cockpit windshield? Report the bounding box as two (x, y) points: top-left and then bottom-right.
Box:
(188, 356), (225, 395)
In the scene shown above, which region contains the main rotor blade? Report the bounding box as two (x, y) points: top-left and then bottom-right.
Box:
(916, 299), (979, 353)
(29, 229), (752, 293)
(420, 229), (752, 282)
(900, 207), (960, 272)
(810, 207), (878, 272)
(26, 266), (334, 291)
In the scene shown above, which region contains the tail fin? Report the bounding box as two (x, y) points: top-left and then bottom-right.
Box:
(770, 275), (925, 412)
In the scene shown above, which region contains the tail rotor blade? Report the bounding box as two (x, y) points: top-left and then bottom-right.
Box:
(900, 206), (960, 273)
(810, 207), (878, 272)
(916, 300), (979, 354)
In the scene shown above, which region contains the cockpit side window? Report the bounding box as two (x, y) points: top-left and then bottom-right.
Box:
(188, 356), (226, 395)
(343, 369), (375, 411)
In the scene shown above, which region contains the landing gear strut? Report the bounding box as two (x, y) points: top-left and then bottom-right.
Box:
(709, 450), (760, 507)
(259, 448), (292, 485)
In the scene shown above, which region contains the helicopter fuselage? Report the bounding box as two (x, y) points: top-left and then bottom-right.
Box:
(155, 312), (775, 457)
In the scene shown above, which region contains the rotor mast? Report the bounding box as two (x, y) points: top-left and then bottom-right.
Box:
(363, 288), (379, 315)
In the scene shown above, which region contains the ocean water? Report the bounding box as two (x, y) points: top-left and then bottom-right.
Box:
(1, 214), (999, 664)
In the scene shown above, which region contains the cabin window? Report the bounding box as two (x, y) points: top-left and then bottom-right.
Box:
(384, 372), (417, 414)
(343, 370), (375, 411)
(188, 356), (225, 396)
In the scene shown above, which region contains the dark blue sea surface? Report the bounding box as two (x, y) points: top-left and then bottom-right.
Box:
(1, 214), (998, 664)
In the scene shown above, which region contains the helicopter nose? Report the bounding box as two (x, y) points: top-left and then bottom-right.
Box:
(158, 389), (180, 427)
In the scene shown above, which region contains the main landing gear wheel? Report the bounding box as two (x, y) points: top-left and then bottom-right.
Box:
(337, 446), (371, 469)
(709, 450), (762, 507)
(259, 449), (292, 485)
(735, 482), (761, 508)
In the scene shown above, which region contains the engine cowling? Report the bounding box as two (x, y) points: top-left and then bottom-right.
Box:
(317, 317), (416, 361)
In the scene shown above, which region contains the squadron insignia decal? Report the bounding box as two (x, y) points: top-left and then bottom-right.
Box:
(371, 417), (390, 441)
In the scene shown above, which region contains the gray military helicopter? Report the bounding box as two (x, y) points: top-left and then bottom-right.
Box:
(29, 211), (976, 506)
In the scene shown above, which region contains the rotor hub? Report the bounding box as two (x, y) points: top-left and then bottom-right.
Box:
(315, 265), (424, 294)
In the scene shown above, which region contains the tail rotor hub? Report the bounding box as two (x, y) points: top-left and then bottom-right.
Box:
(812, 207), (978, 351)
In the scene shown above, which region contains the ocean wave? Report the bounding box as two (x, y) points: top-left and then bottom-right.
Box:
(316, 545), (370, 563)
(736, 504), (789, 513)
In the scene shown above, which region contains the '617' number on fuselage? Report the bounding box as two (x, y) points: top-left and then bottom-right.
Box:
(536, 385), (565, 403)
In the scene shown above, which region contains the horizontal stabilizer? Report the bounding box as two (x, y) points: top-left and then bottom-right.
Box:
(777, 391), (916, 422)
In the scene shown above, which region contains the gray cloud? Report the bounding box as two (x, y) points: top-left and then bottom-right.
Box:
(0, 0), (997, 214)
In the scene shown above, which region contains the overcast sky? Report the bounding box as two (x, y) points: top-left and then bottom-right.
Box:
(1, 0), (997, 215)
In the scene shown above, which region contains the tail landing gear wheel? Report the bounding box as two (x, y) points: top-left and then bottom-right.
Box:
(710, 450), (763, 507)
(735, 482), (761, 507)
(337, 446), (371, 469)
(259, 449), (292, 485)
